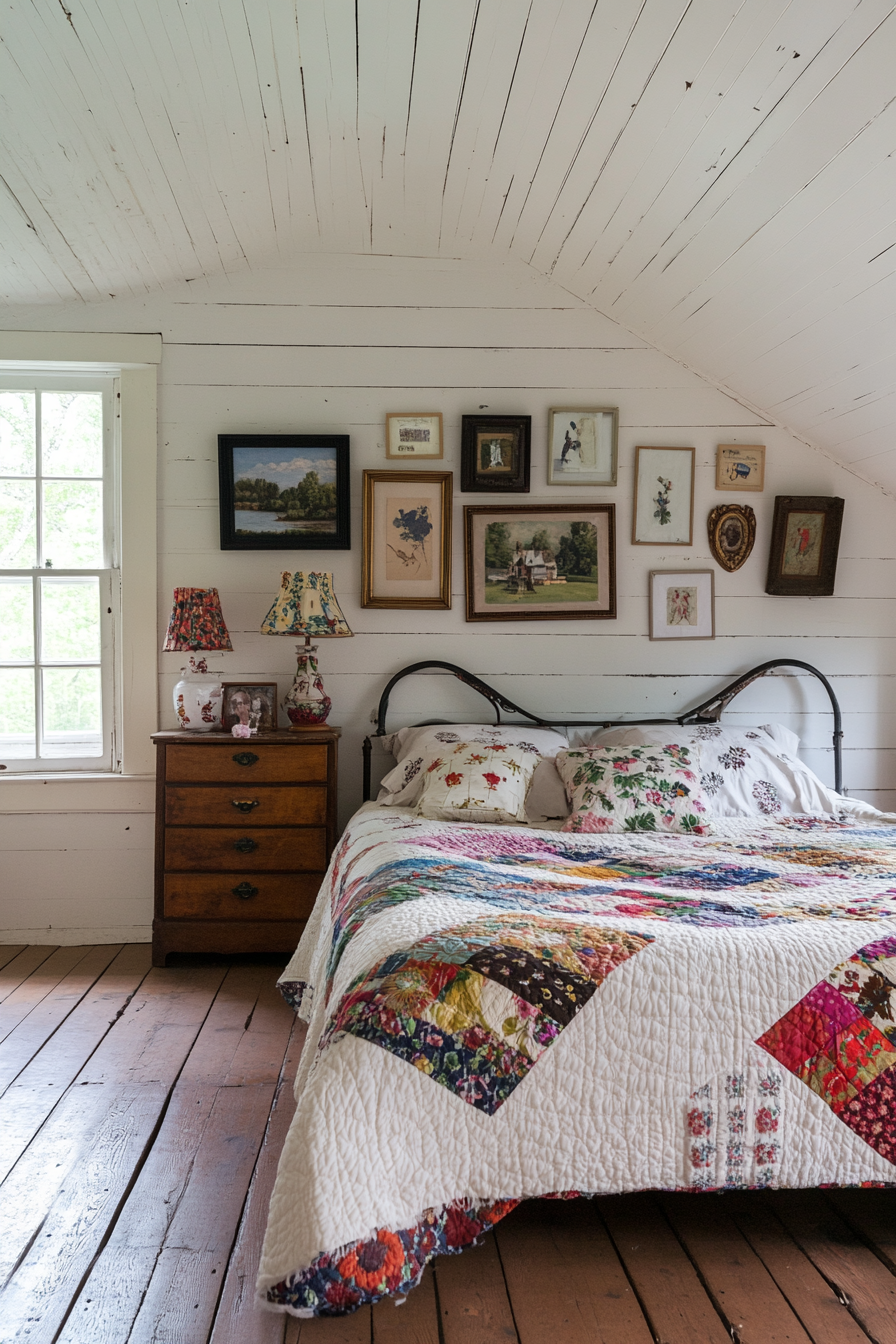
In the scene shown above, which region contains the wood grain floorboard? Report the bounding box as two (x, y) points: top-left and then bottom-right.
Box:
(826, 1187), (896, 1272)
(0, 946), (101, 1043)
(371, 1265), (439, 1343)
(435, 1234), (518, 1344)
(0, 946), (59, 1000)
(0, 946), (29, 974)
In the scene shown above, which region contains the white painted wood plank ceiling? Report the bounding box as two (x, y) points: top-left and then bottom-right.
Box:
(1, 1), (894, 489)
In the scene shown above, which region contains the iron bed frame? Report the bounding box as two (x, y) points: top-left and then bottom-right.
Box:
(362, 658), (843, 802)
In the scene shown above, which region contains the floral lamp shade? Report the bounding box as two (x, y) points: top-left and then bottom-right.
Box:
(162, 587), (233, 652)
(260, 571), (353, 639)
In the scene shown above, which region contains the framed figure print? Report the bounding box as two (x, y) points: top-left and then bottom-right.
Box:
(461, 414), (531, 493)
(464, 503), (616, 622)
(649, 571), (714, 641)
(218, 434), (350, 550)
(547, 407), (618, 485)
(765, 496), (844, 596)
(632, 446), (695, 545)
(716, 444), (765, 491)
(385, 413), (443, 460)
(221, 682), (278, 732)
(362, 470), (452, 609)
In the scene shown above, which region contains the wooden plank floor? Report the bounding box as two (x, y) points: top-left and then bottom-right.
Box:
(1, 946), (894, 1344)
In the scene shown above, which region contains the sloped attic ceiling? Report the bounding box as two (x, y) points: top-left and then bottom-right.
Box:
(2, 1), (894, 490)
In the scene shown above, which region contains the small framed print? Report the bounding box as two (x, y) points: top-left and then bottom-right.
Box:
(632, 446), (695, 545)
(716, 444), (765, 491)
(362, 470), (452, 609)
(385, 413), (443, 460)
(461, 414), (531, 493)
(707, 503), (756, 572)
(765, 495), (844, 596)
(218, 433), (350, 550)
(221, 682), (278, 732)
(547, 407), (618, 485)
(649, 570), (714, 641)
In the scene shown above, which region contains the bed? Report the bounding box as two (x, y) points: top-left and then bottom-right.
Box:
(256, 660), (896, 1318)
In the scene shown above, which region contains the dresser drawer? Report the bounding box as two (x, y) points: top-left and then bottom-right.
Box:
(165, 743), (328, 784)
(164, 826), (328, 872)
(163, 872), (322, 921)
(165, 785), (327, 827)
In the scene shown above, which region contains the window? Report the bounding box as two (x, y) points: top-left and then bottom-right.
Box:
(0, 377), (118, 771)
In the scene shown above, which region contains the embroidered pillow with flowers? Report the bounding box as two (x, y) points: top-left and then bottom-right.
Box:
(416, 742), (542, 824)
(555, 743), (712, 835)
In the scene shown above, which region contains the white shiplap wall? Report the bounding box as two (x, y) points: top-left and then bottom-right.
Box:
(1, 251), (894, 942)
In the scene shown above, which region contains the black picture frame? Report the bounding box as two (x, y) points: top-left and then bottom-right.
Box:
(218, 434), (350, 550)
(460, 414), (531, 493)
(765, 495), (844, 596)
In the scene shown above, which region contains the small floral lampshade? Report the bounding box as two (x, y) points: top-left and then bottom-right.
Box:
(162, 587), (233, 652)
(260, 572), (353, 639)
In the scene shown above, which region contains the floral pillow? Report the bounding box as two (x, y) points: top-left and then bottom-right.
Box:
(378, 724), (567, 808)
(555, 743), (711, 835)
(416, 742), (542, 824)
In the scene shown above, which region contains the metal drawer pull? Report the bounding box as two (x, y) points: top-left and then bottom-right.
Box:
(232, 751), (259, 767)
(233, 837), (257, 853)
(232, 882), (258, 900)
(231, 799), (260, 813)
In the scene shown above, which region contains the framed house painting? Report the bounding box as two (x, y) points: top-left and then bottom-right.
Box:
(464, 503), (616, 622)
(765, 496), (844, 596)
(632, 446), (695, 545)
(716, 444), (765, 491)
(547, 407), (618, 485)
(460, 414), (531, 492)
(385, 413), (443, 460)
(218, 434), (350, 550)
(362, 470), (452, 609)
(649, 570), (715, 641)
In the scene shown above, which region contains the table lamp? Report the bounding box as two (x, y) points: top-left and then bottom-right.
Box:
(162, 587), (233, 731)
(260, 571), (352, 728)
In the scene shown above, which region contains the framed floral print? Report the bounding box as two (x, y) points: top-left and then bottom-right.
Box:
(765, 496), (844, 596)
(649, 570), (714, 640)
(361, 470), (452, 609)
(460, 414), (531, 492)
(632, 446), (695, 545)
(547, 407), (618, 485)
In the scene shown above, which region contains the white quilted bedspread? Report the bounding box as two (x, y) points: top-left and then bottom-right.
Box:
(256, 802), (896, 1315)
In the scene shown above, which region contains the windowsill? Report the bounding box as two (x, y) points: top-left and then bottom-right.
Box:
(0, 772), (155, 814)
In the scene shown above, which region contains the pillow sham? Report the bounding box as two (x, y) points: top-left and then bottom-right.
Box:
(555, 743), (711, 835)
(525, 756), (572, 821)
(582, 723), (837, 817)
(416, 741), (542, 824)
(378, 723), (568, 807)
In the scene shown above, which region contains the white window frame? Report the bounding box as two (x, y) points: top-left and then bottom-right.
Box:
(0, 332), (160, 803)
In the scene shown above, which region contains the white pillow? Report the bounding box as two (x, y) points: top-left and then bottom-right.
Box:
(378, 723), (569, 807)
(525, 757), (572, 821)
(417, 742), (542, 824)
(582, 722), (836, 817)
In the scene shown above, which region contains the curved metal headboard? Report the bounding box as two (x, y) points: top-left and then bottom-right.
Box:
(362, 658), (843, 800)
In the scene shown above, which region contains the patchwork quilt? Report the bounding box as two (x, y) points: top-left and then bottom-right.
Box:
(256, 803), (896, 1317)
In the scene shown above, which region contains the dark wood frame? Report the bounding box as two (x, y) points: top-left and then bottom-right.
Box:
(218, 433), (351, 551)
(707, 503), (756, 572)
(461, 414), (531, 493)
(632, 446), (695, 546)
(221, 682), (278, 732)
(361, 469), (452, 610)
(765, 495), (844, 596)
(464, 502), (616, 622)
(362, 659), (844, 800)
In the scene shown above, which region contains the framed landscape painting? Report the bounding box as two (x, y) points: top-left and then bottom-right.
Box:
(765, 495), (844, 596)
(464, 503), (616, 622)
(218, 434), (350, 550)
(361, 470), (452, 609)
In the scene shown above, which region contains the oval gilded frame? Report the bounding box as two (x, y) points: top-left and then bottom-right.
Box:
(708, 503), (756, 572)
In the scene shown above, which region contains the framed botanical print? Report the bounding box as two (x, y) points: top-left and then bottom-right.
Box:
(547, 407), (618, 485)
(632, 446), (695, 545)
(649, 570), (714, 640)
(385, 413), (443, 459)
(765, 496), (844, 596)
(716, 444), (765, 491)
(460, 414), (531, 492)
(361, 470), (452, 609)
(218, 434), (350, 550)
(464, 503), (616, 622)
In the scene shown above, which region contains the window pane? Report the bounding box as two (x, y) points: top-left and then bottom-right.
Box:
(0, 479), (37, 567)
(42, 480), (103, 568)
(0, 667), (36, 758)
(0, 391), (36, 475)
(42, 392), (103, 476)
(41, 666), (103, 757)
(41, 577), (100, 661)
(0, 578), (34, 661)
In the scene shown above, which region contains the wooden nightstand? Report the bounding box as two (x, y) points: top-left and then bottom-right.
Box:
(151, 727), (340, 966)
